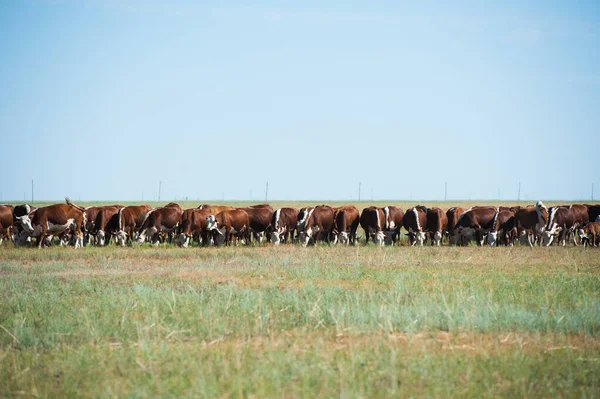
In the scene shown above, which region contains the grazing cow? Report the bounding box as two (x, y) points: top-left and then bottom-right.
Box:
(449, 206), (497, 246)
(298, 205), (334, 247)
(446, 207), (465, 238)
(542, 207), (576, 246)
(297, 207), (315, 236)
(178, 208), (212, 247)
(382, 206), (404, 245)
(0, 205), (14, 245)
(579, 222), (600, 247)
(514, 201), (548, 246)
(271, 207), (299, 245)
(332, 205), (360, 245)
(238, 206), (274, 244)
(403, 206), (428, 246)
(82, 205), (123, 246)
(359, 207), (386, 245)
(113, 205), (153, 246)
(137, 203), (183, 245)
(488, 210), (516, 247)
(206, 209), (251, 246)
(426, 207), (447, 246)
(14, 198), (86, 248)
(94, 206), (121, 246)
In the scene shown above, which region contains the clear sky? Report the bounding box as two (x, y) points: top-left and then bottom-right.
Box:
(1, 0), (599, 202)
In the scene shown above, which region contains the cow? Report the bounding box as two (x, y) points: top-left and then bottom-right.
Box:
(446, 207), (465, 239)
(14, 198), (86, 248)
(178, 208), (212, 247)
(360, 207), (387, 245)
(238, 206), (274, 244)
(113, 205), (153, 246)
(542, 206), (576, 246)
(382, 206), (404, 245)
(0, 205), (14, 245)
(568, 204), (589, 245)
(12, 204), (35, 246)
(137, 203), (183, 245)
(297, 207), (315, 237)
(426, 207), (447, 246)
(205, 209), (251, 246)
(579, 222), (600, 247)
(298, 205), (334, 247)
(82, 204), (123, 246)
(449, 206), (497, 246)
(403, 206), (428, 246)
(94, 206), (121, 246)
(514, 201), (548, 246)
(332, 205), (360, 245)
(488, 210), (516, 247)
(271, 207), (299, 245)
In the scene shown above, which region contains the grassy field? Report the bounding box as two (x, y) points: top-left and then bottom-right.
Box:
(1, 241), (599, 397)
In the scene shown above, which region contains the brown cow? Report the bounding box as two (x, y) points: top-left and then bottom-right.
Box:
(446, 207), (465, 238)
(299, 205), (334, 247)
(332, 205), (360, 245)
(382, 206), (404, 245)
(178, 208), (212, 247)
(449, 206), (497, 246)
(271, 207), (299, 245)
(426, 207), (447, 246)
(94, 206), (121, 246)
(15, 198), (86, 248)
(514, 201), (548, 246)
(113, 205), (153, 246)
(488, 210), (516, 247)
(360, 206), (386, 245)
(206, 209), (251, 246)
(579, 222), (600, 247)
(542, 206), (576, 246)
(137, 203), (183, 245)
(0, 205), (14, 245)
(198, 205), (235, 215)
(238, 206), (274, 244)
(403, 206), (428, 246)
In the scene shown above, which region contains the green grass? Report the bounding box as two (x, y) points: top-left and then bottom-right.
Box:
(1, 245), (599, 397)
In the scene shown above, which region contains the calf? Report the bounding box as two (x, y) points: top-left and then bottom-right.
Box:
(113, 205), (153, 246)
(403, 206), (428, 246)
(542, 207), (576, 246)
(332, 205), (360, 245)
(206, 209), (251, 246)
(579, 222), (600, 247)
(15, 198), (86, 248)
(488, 210), (516, 247)
(137, 204), (183, 245)
(426, 207), (447, 246)
(271, 207), (299, 245)
(360, 207), (386, 245)
(449, 206), (497, 246)
(299, 205), (334, 247)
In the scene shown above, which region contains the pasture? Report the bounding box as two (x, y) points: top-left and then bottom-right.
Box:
(1, 201), (599, 397)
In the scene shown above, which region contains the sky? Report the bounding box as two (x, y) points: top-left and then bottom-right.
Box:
(1, 0), (599, 202)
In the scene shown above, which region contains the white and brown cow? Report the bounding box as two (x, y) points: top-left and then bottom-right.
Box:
(113, 205), (153, 246)
(514, 201), (548, 246)
(94, 206), (121, 246)
(238, 206), (274, 244)
(579, 221), (600, 247)
(488, 209), (516, 247)
(426, 207), (447, 246)
(206, 209), (251, 246)
(446, 207), (465, 239)
(298, 205), (334, 247)
(449, 206), (497, 246)
(271, 207), (299, 245)
(403, 206), (428, 246)
(178, 208), (212, 248)
(297, 207), (315, 238)
(360, 206), (386, 246)
(136, 203), (183, 245)
(15, 198), (86, 248)
(382, 206), (404, 245)
(332, 205), (360, 245)
(542, 206), (576, 246)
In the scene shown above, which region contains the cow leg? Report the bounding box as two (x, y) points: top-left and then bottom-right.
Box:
(364, 230), (369, 245)
(38, 228), (47, 248)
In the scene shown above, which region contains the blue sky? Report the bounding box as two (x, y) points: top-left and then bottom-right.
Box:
(1, 1), (599, 201)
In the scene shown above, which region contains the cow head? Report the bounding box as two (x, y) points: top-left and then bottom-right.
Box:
(488, 231), (498, 247)
(338, 231), (349, 245)
(270, 231), (281, 245)
(178, 233), (191, 248)
(96, 230), (106, 246)
(578, 228), (589, 246)
(113, 231), (127, 246)
(205, 215), (220, 233)
(372, 231), (385, 246)
(433, 231), (443, 246)
(299, 226), (317, 247)
(15, 215), (34, 234)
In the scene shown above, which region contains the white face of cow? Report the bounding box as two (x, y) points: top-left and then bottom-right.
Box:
(338, 232), (349, 245)
(97, 230), (106, 246)
(17, 215), (34, 234)
(433, 231), (443, 246)
(542, 230), (556, 246)
(415, 231), (425, 246)
(488, 231), (497, 247)
(374, 231), (385, 246)
(271, 232), (281, 245)
(206, 215), (218, 231)
(178, 234), (190, 248)
(299, 227), (313, 247)
(114, 231), (127, 246)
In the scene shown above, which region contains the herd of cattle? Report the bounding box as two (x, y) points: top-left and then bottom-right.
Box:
(1, 199), (600, 248)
